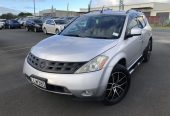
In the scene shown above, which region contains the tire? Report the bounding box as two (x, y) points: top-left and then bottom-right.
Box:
(34, 27), (37, 32)
(103, 64), (130, 105)
(55, 29), (59, 35)
(26, 27), (29, 31)
(43, 28), (47, 34)
(143, 40), (152, 63)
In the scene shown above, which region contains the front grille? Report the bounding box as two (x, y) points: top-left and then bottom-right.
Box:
(27, 53), (86, 74)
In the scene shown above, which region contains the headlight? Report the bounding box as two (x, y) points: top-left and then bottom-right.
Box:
(75, 55), (109, 74)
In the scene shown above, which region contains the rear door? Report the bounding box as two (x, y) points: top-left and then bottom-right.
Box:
(50, 20), (56, 34)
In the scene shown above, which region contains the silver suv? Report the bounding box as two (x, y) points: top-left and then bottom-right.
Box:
(23, 10), (152, 105)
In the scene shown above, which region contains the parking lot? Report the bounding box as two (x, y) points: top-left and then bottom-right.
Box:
(0, 29), (170, 116)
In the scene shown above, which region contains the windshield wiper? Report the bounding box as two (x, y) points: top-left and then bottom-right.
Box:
(86, 36), (111, 39)
(63, 34), (82, 37)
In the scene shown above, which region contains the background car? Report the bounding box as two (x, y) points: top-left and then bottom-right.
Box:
(42, 19), (67, 34)
(5, 20), (21, 29)
(0, 19), (6, 29)
(0, 23), (4, 29)
(25, 19), (43, 32)
(18, 18), (27, 26)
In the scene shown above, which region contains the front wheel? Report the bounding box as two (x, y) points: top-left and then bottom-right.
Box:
(103, 64), (130, 105)
(43, 28), (47, 34)
(34, 27), (37, 32)
(26, 27), (29, 31)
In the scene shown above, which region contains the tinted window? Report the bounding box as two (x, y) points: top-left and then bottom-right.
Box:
(11, 20), (18, 23)
(54, 20), (67, 24)
(50, 20), (55, 24)
(46, 20), (51, 24)
(61, 15), (126, 39)
(34, 20), (42, 23)
(127, 18), (138, 30)
(138, 16), (146, 28)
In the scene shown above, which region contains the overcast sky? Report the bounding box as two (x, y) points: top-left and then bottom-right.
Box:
(0, 0), (170, 13)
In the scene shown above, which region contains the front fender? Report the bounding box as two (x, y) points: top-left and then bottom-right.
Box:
(96, 52), (127, 97)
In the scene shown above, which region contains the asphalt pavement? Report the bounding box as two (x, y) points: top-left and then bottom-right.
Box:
(0, 29), (170, 116)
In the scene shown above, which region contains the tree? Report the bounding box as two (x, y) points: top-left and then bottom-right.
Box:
(18, 12), (32, 17)
(0, 13), (17, 19)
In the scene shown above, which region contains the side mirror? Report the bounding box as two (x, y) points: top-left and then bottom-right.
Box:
(126, 27), (142, 39)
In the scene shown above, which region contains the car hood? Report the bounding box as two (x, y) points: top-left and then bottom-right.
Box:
(31, 35), (118, 62)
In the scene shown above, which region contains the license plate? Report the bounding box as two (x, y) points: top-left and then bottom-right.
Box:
(31, 77), (46, 89)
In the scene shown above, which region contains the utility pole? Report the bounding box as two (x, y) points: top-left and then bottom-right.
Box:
(51, 5), (54, 17)
(33, 0), (35, 16)
(119, 0), (124, 11)
(67, 3), (69, 17)
(88, 0), (92, 12)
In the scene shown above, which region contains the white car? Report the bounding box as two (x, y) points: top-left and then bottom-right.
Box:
(0, 19), (5, 29)
(42, 19), (67, 34)
(0, 23), (3, 29)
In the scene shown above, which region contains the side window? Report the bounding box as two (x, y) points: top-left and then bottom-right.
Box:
(137, 19), (143, 29)
(137, 16), (146, 28)
(127, 18), (138, 33)
(50, 20), (55, 25)
(46, 20), (51, 24)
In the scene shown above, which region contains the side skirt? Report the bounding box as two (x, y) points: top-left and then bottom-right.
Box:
(128, 56), (143, 74)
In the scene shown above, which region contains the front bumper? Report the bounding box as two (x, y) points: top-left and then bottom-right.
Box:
(23, 59), (107, 98)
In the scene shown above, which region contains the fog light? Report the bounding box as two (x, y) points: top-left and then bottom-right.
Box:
(81, 90), (94, 97)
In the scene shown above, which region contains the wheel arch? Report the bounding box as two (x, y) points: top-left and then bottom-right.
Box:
(96, 53), (127, 97)
(117, 58), (127, 68)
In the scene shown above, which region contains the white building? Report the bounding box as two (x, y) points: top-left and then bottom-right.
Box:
(80, 2), (170, 21)
(39, 9), (80, 17)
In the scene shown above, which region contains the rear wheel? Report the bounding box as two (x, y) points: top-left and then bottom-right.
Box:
(26, 27), (29, 31)
(55, 29), (59, 35)
(143, 40), (152, 63)
(103, 64), (130, 105)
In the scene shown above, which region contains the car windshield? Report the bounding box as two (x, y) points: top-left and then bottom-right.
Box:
(60, 14), (126, 39)
(34, 20), (42, 24)
(55, 20), (67, 24)
(11, 20), (18, 23)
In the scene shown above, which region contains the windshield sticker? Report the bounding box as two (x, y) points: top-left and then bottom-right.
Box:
(96, 19), (99, 24)
(112, 32), (119, 37)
